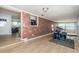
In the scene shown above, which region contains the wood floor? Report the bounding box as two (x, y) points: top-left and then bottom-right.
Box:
(0, 35), (79, 53)
(0, 35), (20, 47)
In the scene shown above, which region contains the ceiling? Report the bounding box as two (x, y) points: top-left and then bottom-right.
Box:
(10, 5), (79, 22)
(0, 7), (20, 19)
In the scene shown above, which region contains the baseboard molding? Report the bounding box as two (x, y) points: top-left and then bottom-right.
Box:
(0, 33), (52, 51)
(0, 41), (24, 51)
(23, 33), (52, 42)
(0, 34), (11, 36)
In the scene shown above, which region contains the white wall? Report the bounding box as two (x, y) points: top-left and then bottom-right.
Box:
(77, 17), (79, 37)
(0, 13), (12, 35)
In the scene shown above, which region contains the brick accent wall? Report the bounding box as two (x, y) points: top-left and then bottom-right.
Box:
(21, 12), (56, 39)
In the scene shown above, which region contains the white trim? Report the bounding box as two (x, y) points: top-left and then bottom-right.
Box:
(30, 15), (39, 27)
(23, 33), (52, 42)
(21, 11), (23, 40)
(0, 41), (24, 49)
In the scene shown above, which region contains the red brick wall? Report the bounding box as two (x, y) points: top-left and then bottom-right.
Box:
(21, 12), (55, 39)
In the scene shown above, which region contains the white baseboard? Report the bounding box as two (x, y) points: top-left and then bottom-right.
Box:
(0, 33), (52, 51)
(0, 41), (24, 51)
(23, 33), (52, 42)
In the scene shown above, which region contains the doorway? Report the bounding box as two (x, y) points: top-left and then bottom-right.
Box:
(11, 15), (21, 39)
(0, 7), (21, 47)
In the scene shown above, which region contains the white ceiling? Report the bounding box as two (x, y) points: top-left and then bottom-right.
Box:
(10, 5), (79, 22)
(0, 7), (20, 19)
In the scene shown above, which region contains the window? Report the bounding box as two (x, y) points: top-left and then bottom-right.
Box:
(66, 23), (74, 29)
(58, 22), (75, 33)
(30, 15), (38, 26)
(12, 22), (21, 27)
(58, 23), (65, 29)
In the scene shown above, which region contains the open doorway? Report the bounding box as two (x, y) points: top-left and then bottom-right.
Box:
(0, 7), (21, 47)
(11, 14), (21, 39)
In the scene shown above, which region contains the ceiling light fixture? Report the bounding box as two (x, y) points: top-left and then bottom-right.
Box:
(42, 7), (49, 12)
(41, 7), (49, 16)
